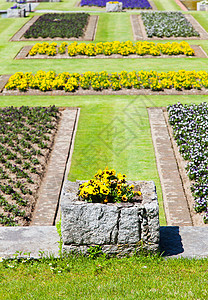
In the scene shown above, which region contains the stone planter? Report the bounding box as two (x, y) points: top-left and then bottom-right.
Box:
(61, 180), (160, 257)
(106, 2), (123, 12)
(7, 7), (26, 17)
(197, 1), (208, 10)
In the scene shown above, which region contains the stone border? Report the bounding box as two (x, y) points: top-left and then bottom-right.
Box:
(148, 107), (192, 227)
(131, 14), (208, 40)
(14, 44), (207, 60)
(174, 0), (188, 11)
(10, 15), (99, 42)
(163, 108), (205, 226)
(31, 107), (80, 226)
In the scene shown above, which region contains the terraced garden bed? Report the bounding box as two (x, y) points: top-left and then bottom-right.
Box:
(80, 0), (152, 9)
(0, 106), (61, 226)
(167, 102), (208, 224)
(131, 13), (208, 40)
(14, 41), (208, 60)
(10, 14), (98, 41)
(2, 70), (208, 96)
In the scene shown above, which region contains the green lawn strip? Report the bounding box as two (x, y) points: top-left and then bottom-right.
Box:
(151, 0), (181, 11)
(1, 57), (208, 75)
(94, 13), (133, 42)
(0, 255), (208, 299)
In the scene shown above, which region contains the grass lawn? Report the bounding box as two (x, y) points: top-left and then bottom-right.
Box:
(1, 254), (208, 299)
(1, 0), (208, 297)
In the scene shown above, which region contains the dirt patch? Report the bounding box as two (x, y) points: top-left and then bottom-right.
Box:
(131, 14), (208, 40)
(10, 15), (99, 42)
(163, 108), (205, 226)
(14, 44), (207, 60)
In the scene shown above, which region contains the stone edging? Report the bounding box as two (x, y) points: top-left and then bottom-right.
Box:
(31, 107), (80, 226)
(14, 44), (207, 60)
(148, 107), (192, 226)
(131, 14), (208, 40)
(163, 108), (205, 226)
(10, 15), (99, 42)
(148, 107), (207, 227)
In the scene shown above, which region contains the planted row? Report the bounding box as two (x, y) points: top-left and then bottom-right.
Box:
(5, 70), (208, 92)
(28, 41), (195, 57)
(168, 102), (208, 223)
(141, 12), (200, 38)
(24, 13), (89, 39)
(80, 0), (151, 9)
(0, 106), (60, 226)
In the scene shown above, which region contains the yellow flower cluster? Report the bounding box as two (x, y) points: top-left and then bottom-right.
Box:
(29, 42), (57, 56)
(5, 70), (208, 92)
(28, 41), (195, 57)
(78, 167), (141, 203)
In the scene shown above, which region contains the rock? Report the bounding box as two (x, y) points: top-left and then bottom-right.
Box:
(61, 180), (160, 256)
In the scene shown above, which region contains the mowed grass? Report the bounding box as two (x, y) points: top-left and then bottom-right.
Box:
(1, 254), (208, 299)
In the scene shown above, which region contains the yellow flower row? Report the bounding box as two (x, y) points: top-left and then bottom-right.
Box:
(28, 41), (195, 57)
(5, 70), (208, 92)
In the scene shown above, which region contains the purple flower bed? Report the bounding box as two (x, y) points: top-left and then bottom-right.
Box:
(80, 0), (152, 9)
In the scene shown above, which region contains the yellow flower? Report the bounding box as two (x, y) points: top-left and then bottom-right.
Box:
(122, 195), (128, 202)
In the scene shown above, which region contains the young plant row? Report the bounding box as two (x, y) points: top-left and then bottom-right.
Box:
(0, 106), (60, 226)
(80, 0), (152, 9)
(28, 41), (195, 57)
(168, 102), (208, 223)
(5, 70), (208, 92)
(141, 12), (200, 38)
(24, 13), (89, 39)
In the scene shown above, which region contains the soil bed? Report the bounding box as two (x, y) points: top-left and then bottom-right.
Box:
(10, 15), (98, 42)
(131, 14), (208, 40)
(0, 107), (79, 227)
(14, 44), (207, 60)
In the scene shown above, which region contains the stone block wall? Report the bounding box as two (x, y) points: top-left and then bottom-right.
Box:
(61, 180), (160, 257)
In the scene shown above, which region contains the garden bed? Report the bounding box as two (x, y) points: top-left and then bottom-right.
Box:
(10, 14), (98, 41)
(14, 42), (208, 60)
(78, 0), (156, 9)
(131, 13), (208, 40)
(0, 107), (79, 227)
(166, 103), (208, 225)
(2, 70), (208, 96)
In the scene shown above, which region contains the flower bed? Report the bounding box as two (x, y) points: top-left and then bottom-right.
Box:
(28, 41), (195, 57)
(80, 0), (152, 9)
(4, 70), (208, 92)
(0, 106), (60, 226)
(23, 13), (90, 39)
(167, 102), (208, 224)
(141, 12), (200, 38)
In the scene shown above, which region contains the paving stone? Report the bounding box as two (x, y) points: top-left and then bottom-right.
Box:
(148, 107), (192, 226)
(0, 226), (60, 259)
